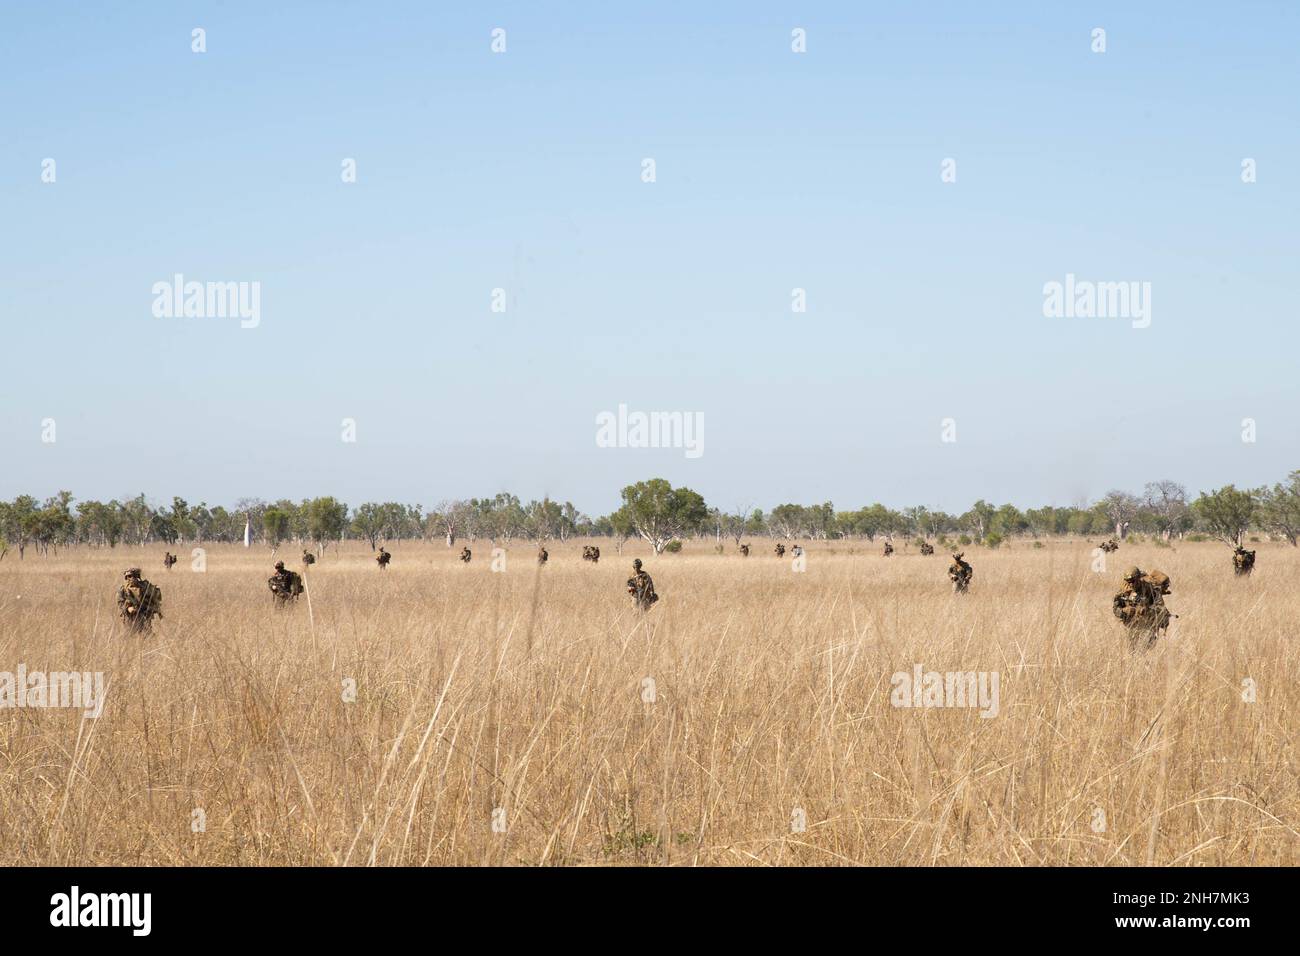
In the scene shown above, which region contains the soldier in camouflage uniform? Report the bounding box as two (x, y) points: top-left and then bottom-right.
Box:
(919, 541), (934, 556)
(791, 544), (804, 558)
(302, 549), (316, 568)
(117, 568), (163, 632)
(268, 560), (305, 606)
(163, 551), (178, 571)
(1112, 566), (1173, 649)
(774, 543), (786, 558)
(1232, 545), (1256, 577)
(739, 543), (750, 557)
(460, 547), (472, 563)
(883, 541), (894, 557)
(947, 552), (973, 594)
(376, 547), (391, 570)
(582, 545), (601, 564)
(1100, 539), (1119, 553)
(538, 546), (548, 565)
(626, 558), (658, 611)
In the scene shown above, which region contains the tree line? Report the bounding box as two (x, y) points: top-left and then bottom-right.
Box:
(2, 472), (1298, 560)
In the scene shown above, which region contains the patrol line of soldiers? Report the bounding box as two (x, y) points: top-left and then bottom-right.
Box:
(117, 540), (1252, 636)
(762, 540), (937, 557)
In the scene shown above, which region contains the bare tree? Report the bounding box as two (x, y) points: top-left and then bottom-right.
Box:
(1142, 480), (1189, 540)
(431, 499), (467, 548)
(1100, 490), (1140, 539)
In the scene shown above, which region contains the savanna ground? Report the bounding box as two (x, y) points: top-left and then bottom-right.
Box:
(0, 536), (1295, 866)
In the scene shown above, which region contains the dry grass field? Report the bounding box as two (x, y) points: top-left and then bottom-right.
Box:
(0, 537), (1295, 866)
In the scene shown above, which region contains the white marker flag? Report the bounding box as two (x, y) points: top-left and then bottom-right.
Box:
(244, 514), (252, 548)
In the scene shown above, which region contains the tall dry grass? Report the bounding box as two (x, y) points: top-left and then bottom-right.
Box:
(0, 537), (1295, 866)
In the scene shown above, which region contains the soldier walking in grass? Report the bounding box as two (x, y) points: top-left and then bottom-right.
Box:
(1112, 566), (1174, 649)
(538, 546), (548, 565)
(302, 549), (316, 569)
(268, 560), (304, 606)
(460, 547), (472, 563)
(626, 558), (659, 611)
(376, 546), (391, 570)
(163, 551), (178, 571)
(117, 568), (163, 632)
(947, 552), (973, 594)
(1233, 545), (1256, 577)
(774, 543), (786, 558)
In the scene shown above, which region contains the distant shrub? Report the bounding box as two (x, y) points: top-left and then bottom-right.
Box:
(1249, 535), (1260, 543)
(1032, 541), (1044, 549)
(1153, 538), (1171, 548)
(958, 534), (972, 546)
(983, 532), (1003, 549)
(1186, 533), (1208, 542)
(665, 540), (683, 553)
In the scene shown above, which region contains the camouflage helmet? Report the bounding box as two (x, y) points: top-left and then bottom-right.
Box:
(1124, 566), (1142, 582)
(952, 552), (964, 560)
(633, 559), (643, 570)
(274, 561), (285, 571)
(123, 567), (141, 578)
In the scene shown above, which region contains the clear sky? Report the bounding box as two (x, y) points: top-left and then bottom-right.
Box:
(3, 1), (1297, 517)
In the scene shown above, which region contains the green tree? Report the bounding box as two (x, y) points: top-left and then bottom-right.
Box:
(853, 503), (890, 541)
(1192, 485), (1257, 546)
(306, 497), (349, 553)
(960, 500), (996, 540)
(1, 495), (39, 559)
(524, 498), (564, 542)
(351, 502), (385, 549)
(611, 478), (708, 554)
(263, 508), (292, 548)
(76, 500), (124, 547)
(1257, 471), (1300, 546)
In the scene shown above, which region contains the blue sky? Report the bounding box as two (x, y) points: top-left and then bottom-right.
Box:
(3, 1), (1297, 516)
